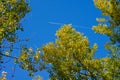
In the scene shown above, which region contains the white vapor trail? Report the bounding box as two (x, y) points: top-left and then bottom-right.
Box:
(48, 22), (63, 25)
(48, 21), (91, 30)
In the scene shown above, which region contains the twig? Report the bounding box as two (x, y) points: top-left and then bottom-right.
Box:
(0, 52), (18, 59)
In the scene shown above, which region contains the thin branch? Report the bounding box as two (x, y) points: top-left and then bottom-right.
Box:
(0, 52), (18, 59)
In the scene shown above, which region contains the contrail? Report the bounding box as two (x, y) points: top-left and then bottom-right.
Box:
(48, 22), (91, 30)
(48, 22), (63, 25)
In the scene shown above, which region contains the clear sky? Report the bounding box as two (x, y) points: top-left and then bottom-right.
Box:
(3, 0), (109, 80)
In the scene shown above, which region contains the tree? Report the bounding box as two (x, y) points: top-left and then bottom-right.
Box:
(0, 0), (42, 78)
(92, 0), (120, 79)
(93, 0), (120, 47)
(41, 25), (99, 79)
(0, 0), (31, 75)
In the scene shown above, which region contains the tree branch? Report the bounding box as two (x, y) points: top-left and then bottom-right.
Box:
(0, 52), (18, 59)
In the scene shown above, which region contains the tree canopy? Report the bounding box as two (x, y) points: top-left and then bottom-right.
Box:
(41, 24), (98, 79)
(0, 0), (30, 60)
(0, 0), (30, 43)
(0, 0), (31, 78)
(0, 0), (120, 80)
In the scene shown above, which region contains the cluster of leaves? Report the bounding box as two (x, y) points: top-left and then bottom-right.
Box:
(92, 0), (120, 79)
(15, 47), (42, 76)
(93, 0), (120, 62)
(41, 25), (99, 79)
(0, 0), (30, 43)
(93, 0), (120, 44)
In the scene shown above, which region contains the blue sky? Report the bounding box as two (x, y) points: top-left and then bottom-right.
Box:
(2, 0), (109, 80)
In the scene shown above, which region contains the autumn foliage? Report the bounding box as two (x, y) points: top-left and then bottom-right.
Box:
(0, 0), (120, 80)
